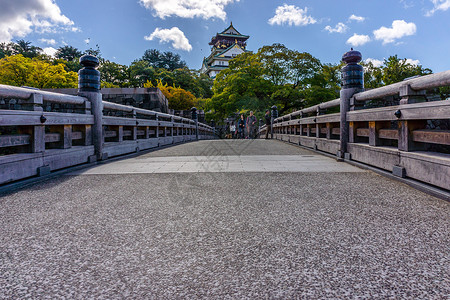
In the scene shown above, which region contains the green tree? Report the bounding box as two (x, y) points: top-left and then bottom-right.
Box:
(0, 42), (15, 59)
(171, 68), (213, 98)
(128, 60), (157, 87)
(271, 85), (305, 112)
(55, 46), (82, 62)
(256, 44), (323, 113)
(99, 59), (129, 87)
(54, 45), (83, 72)
(362, 61), (383, 89)
(382, 55), (432, 85)
(142, 49), (186, 71)
(259, 43), (291, 86)
(13, 40), (42, 58)
(84, 44), (101, 58)
(210, 52), (275, 120)
(302, 63), (341, 107)
(290, 51), (322, 88)
(210, 44), (327, 117)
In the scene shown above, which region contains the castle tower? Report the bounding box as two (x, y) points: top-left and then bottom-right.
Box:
(201, 22), (250, 78)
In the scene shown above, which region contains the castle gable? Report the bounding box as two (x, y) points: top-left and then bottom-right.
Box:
(216, 44), (245, 58)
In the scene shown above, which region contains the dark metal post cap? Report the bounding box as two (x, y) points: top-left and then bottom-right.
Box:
(342, 48), (362, 64)
(79, 55), (99, 68)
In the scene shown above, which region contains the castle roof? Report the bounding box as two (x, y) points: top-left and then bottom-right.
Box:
(209, 22), (249, 45)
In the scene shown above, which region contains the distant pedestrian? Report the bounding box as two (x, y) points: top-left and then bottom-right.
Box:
(264, 109), (271, 139)
(246, 111), (257, 139)
(237, 114), (246, 139)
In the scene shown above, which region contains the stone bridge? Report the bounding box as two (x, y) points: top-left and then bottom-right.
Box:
(0, 53), (449, 298)
(1, 139), (449, 298)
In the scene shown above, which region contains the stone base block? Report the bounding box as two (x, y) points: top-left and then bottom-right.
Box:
(88, 155), (97, 163)
(392, 165), (406, 178)
(37, 165), (51, 176)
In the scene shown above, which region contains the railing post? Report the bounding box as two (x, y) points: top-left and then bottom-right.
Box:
(77, 55), (103, 160)
(191, 107), (198, 140)
(271, 105), (278, 139)
(132, 109), (138, 141)
(399, 85), (426, 105)
(19, 94), (45, 153)
(326, 123), (332, 139)
(155, 114), (160, 139)
(339, 49), (364, 159)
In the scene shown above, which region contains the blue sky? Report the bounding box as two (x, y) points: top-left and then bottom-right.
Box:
(1, 0), (449, 72)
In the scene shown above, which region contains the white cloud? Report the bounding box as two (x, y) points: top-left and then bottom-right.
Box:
(400, 0), (416, 9)
(373, 20), (416, 44)
(43, 47), (57, 57)
(365, 58), (384, 67)
(349, 14), (365, 22)
(268, 4), (316, 26)
(84, 38), (90, 44)
(139, 0), (238, 20)
(405, 58), (420, 66)
(39, 38), (56, 45)
(346, 34), (371, 47)
(0, 0), (74, 42)
(324, 22), (348, 33)
(426, 0), (450, 15)
(145, 27), (192, 51)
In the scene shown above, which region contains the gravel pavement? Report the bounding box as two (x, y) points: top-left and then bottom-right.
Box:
(0, 140), (449, 299)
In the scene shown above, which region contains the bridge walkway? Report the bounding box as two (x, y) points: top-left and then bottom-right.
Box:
(0, 140), (448, 298)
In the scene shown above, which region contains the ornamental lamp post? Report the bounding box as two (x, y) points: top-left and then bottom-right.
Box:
(77, 54), (104, 160)
(339, 48), (364, 159)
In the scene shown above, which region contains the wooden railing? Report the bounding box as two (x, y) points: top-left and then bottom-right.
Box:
(0, 84), (215, 185)
(259, 70), (450, 191)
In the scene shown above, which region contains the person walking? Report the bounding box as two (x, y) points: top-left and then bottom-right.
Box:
(246, 111), (257, 139)
(264, 109), (271, 139)
(237, 114), (246, 139)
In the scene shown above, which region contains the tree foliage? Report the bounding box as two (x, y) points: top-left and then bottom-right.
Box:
(0, 39), (436, 119)
(142, 49), (187, 71)
(12, 40), (42, 58)
(210, 44), (435, 121)
(363, 55), (432, 89)
(145, 80), (196, 110)
(55, 46), (83, 62)
(209, 44), (329, 120)
(0, 55), (77, 88)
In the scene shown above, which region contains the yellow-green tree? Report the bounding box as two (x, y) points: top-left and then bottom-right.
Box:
(144, 80), (196, 110)
(0, 54), (77, 88)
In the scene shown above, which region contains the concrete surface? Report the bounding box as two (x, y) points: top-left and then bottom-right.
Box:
(0, 140), (449, 299)
(69, 154), (365, 174)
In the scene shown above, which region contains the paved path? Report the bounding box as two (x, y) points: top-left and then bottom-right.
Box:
(1, 140), (449, 299)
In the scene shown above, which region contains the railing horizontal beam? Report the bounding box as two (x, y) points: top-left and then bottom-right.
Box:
(353, 70), (450, 102)
(0, 84), (87, 105)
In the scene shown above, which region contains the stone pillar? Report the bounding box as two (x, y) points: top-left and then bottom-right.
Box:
(155, 114), (160, 138)
(399, 85), (426, 105)
(191, 107), (198, 140)
(77, 55), (103, 160)
(339, 49), (364, 159)
(271, 105), (278, 139)
(22, 94), (45, 153)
